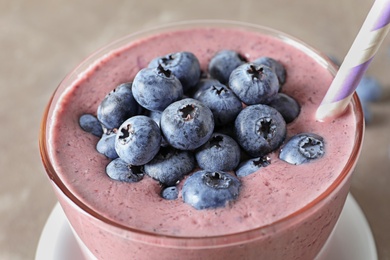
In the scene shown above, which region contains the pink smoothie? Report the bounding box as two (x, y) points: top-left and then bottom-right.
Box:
(43, 22), (362, 260)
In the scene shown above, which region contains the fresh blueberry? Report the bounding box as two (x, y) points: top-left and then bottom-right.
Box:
(361, 101), (373, 124)
(267, 93), (300, 123)
(253, 56), (286, 87)
(147, 110), (169, 146)
(235, 104), (286, 157)
(132, 65), (183, 112)
(182, 170), (241, 210)
(148, 110), (162, 127)
(160, 98), (214, 150)
(191, 78), (223, 99)
(145, 146), (195, 186)
(236, 156), (271, 177)
(106, 158), (144, 182)
(195, 84), (242, 126)
(229, 63), (279, 105)
(97, 82), (141, 130)
(148, 51), (201, 92)
(161, 186), (179, 200)
(79, 114), (103, 137)
(356, 76), (382, 102)
(195, 133), (241, 171)
(96, 131), (118, 159)
(115, 115), (161, 165)
(279, 133), (325, 165)
(208, 50), (247, 84)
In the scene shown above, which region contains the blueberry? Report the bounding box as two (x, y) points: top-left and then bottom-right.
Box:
(96, 131), (118, 159)
(145, 146), (195, 186)
(279, 133), (325, 165)
(236, 156), (271, 177)
(356, 76), (382, 102)
(148, 110), (162, 125)
(195, 84), (242, 126)
(161, 186), (179, 200)
(160, 98), (214, 150)
(361, 101), (373, 124)
(115, 115), (161, 165)
(229, 63), (279, 105)
(97, 82), (141, 130)
(195, 133), (241, 171)
(182, 170), (241, 210)
(147, 110), (169, 146)
(253, 56), (286, 87)
(208, 50), (247, 84)
(191, 78), (223, 99)
(132, 65), (183, 112)
(148, 51), (201, 92)
(79, 114), (103, 137)
(267, 93), (300, 123)
(234, 104), (286, 157)
(106, 158), (144, 182)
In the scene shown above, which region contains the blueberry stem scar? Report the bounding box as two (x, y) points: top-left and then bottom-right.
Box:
(119, 124), (134, 143)
(247, 64), (264, 80)
(257, 117), (276, 140)
(180, 104), (196, 121)
(203, 171), (231, 189)
(253, 156), (271, 167)
(157, 64), (172, 77)
(210, 135), (223, 148)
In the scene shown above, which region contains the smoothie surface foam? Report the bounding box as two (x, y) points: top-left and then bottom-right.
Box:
(48, 26), (356, 237)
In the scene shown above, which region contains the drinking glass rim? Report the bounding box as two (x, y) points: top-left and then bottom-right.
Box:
(39, 19), (364, 248)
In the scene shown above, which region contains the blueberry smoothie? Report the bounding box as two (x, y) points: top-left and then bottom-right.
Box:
(41, 21), (363, 260)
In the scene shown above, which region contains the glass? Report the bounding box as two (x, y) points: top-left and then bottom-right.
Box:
(39, 20), (364, 260)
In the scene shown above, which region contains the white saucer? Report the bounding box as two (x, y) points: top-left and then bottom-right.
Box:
(35, 194), (377, 260)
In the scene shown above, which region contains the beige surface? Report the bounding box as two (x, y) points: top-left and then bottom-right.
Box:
(1, 0), (389, 259)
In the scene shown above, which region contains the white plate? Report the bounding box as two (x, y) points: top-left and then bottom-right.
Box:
(35, 194), (377, 260)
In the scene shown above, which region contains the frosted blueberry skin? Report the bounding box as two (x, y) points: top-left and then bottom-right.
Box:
(208, 49), (247, 84)
(253, 56), (286, 87)
(145, 146), (195, 186)
(267, 93), (300, 123)
(234, 104), (286, 157)
(195, 133), (241, 172)
(161, 186), (179, 200)
(229, 63), (279, 105)
(96, 132), (118, 159)
(191, 78), (224, 99)
(132, 65), (183, 112)
(236, 156), (271, 177)
(97, 82), (141, 130)
(147, 110), (169, 146)
(115, 115), (161, 166)
(195, 84), (242, 126)
(148, 51), (201, 92)
(106, 158), (144, 183)
(79, 114), (104, 137)
(182, 170), (241, 210)
(160, 98), (214, 150)
(279, 133), (325, 165)
(356, 76), (382, 103)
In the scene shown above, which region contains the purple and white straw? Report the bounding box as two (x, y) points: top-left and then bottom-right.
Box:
(316, 0), (390, 121)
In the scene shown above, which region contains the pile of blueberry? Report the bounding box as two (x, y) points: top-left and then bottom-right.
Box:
(79, 50), (325, 210)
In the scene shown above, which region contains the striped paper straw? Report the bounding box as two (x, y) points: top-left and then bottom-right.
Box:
(316, 0), (390, 121)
